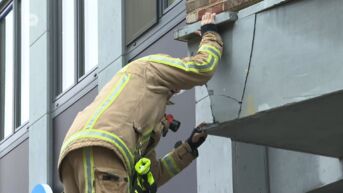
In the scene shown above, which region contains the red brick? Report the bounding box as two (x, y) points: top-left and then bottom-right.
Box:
(227, 0), (262, 11)
(186, 0), (211, 13)
(186, 0), (263, 24)
(186, 1), (228, 24)
(209, 0), (223, 4)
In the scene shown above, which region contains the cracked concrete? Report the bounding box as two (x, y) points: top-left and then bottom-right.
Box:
(188, 0), (343, 192)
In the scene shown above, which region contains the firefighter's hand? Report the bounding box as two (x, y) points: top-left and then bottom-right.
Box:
(187, 124), (208, 151)
(198, 12), (218, 37)
(201, 12), (216, 26)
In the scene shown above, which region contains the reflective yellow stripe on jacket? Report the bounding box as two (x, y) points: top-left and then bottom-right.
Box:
(83, 147), (95, 193)
(84, 73), (130, 130)
(161, 153), (181, 177)
(138, 44), (221, 74)
(61, 73), (135, 176)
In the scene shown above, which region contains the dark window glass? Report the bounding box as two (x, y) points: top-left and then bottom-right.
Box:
(163, 0), (177, 10)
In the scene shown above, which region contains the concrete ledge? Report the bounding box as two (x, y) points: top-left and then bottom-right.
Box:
(308, 180), (343, 193)
(206, 89), (343, 158)
(174, 11), (238, 41)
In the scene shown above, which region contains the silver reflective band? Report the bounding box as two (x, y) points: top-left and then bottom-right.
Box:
(84, 74), (130, 130)
(62, 129), (134, 175)
(162, 155), (180, 176)
(83, 148), (94, 193)
(140, 54), (217, 73)
(198, 45), (221, 59)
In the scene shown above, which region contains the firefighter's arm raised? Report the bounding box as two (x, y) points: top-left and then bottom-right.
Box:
(139, 13), (224, 90)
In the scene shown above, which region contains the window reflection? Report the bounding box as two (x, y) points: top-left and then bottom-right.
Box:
(4, 10), (14, 138)
(84, 0), (98, 75)
(163, 0), (177, 10)
(62, 0), (76, 91)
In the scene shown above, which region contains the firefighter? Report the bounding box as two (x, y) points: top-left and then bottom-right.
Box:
(58, 12), (223, 193)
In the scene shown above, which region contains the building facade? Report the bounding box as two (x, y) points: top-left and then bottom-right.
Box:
(1, 0), (343, 193)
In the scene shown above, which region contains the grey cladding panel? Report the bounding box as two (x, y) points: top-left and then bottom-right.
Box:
(208, 89), (343, 158)
(53, 87), (98, 192)
(232, 142), (269, 193)
(195, 15), (256, 122)
(0, 139), (29, 193)
(242, 0), (343, 115)
(207, 15), (255, 101)
(125, 0), (157, 44)
(308, 180), (343, 193)
(268, 148), (342, 193)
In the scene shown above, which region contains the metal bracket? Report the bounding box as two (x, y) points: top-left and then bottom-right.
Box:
(174, 11), (238, 42)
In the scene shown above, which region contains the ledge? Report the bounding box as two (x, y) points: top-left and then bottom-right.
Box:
(206, 89), (343, 158)
(308, 180), (343, 193)
(174, 11), (238, 41)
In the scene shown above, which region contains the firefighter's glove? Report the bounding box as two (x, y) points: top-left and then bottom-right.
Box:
(186, 126), (208, 152)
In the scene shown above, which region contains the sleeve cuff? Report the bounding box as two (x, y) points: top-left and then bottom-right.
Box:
(175, 141), (198, 157)
(201, 24), (218, 36)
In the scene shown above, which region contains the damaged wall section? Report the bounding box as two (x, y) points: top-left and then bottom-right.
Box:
(189, 0), (343, 192)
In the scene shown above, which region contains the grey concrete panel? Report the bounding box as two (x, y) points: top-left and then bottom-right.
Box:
(0, 139), (29, 193)
(207, 15), (255, 102)
(202, 15), (256, 122)
(98, 0), (124, 69)
(197, 136), (233, 193)
(187, 15), (255, 104)
(232, 142), (269, 193)
(195, 85), (209, 102)
(196, 92), (233, 193)
(210, 95), (240, 123)
(30, 0), (47, 44)
(53, 87), (98, 192)
(29, 115), (50, 191)
(98, 57), (124, 89)
(207, 90), (343, 157)
(238, 0), (291, 18)
(268, 148), (342, 193)
(30, 33), (48, 122)
(157, 89), (197, 193)
(308, 180), (343, 193)
(196, 95), (214, 125)
(241, 0), (343, 116)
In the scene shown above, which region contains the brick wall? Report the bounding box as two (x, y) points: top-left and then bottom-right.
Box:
(186, 0), (263, 23)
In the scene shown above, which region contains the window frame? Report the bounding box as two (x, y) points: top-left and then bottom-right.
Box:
(160, 0), (182, 16)
(54, 0), (98, 98)
(0, 0), (29, 142)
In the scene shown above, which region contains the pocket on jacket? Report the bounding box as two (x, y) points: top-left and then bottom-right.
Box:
(95, 167), (128, 193)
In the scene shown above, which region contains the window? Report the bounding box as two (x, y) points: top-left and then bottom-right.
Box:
(125, 0), (158, 44)
(161, 0), (178, 11)
(0, 0), (30, 141)
(57, 0), (98, 95)
(1, 7), (14, 139)
(125, 0), (182, 45)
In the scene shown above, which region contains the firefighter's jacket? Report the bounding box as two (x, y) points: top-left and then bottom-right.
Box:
(58, 31), (223, 186)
